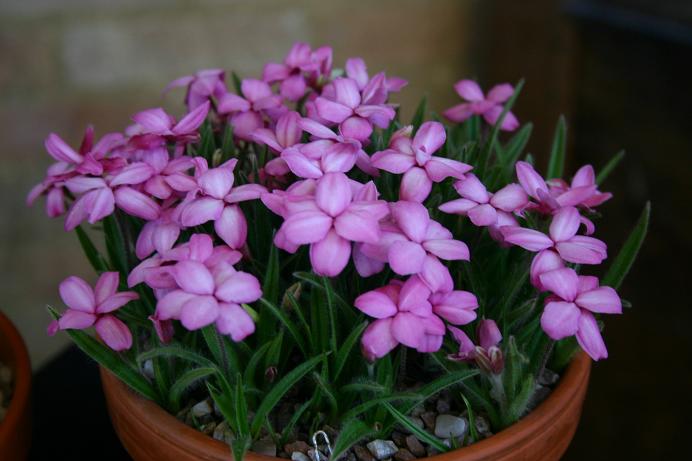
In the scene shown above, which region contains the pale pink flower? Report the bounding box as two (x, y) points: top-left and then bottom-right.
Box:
(501, 206), (607, 265)
(49, 272), (138, 351)
(371, 122), (472, 202)
(263, 42), (333, 101)
(131, 102), (210, 142)
(539, 268), (621, 360)
(177, 158), (266, 248)
(277, 173), (388, 276)
(313, 77), (396, 142)
(361, 201), (469, 292)
(439, 174), (528, 226)
(344, 57), (407, 103)
(165, 69), (227, 111)
(444, 80), (519, 131)
(356, 276), (446, 360)
(217, 79), (285, 140)
(548, 165), (613, 209)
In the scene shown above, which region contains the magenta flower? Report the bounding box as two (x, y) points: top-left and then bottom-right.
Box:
(371, 122), (472, 202)
(361, 201), (469, 292)
(345, 57), (407, 103)
(444, 80), (519, 131)
(131, 102), (210, 142)
(277, 173), (388, 276)
(218, 79), (284, 140)
(430, 289), (479, 325)
(548, 165), (613, 209)
(313, 77), (396, 142)
(515, 161), (599, 214)
(135, 208), (182, 259)
(529, 249), (565, 291)
(439, 174), (528, 226)
(109, 147), (196, 200)
(539, 268), (621, 360)
(49, 272), (138, 351)
(252, 111), (303, 154)
(165, 69), (227, 111)
(356, 276), (446, 360)
(177, 158), (266, 249)
(501, 206), (607, 265)
(155, 254), (262, 341)
(263, 42), (333, 101)
(448, 319), (504, 374)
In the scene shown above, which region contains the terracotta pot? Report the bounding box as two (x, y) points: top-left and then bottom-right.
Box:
(101, 352), (591, 461)
(0, 311), (32, 461)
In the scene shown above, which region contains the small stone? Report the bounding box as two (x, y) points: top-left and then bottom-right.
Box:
(391, 431), (407, 447)
(405, 435), (425, 457)
(393, 448), (415, 461)
(253, 437), (277, 457)
(292, 452), (311, 461)
(474, 415), (490, 435)
(538, 368), (560, 386)
(285, 441), (311, 455)
(410, 406), (425, 417)
(142, 360), (155, 379)
(201, 422), (216, 435)
(434, 415), (468, 439)
(397, 416), (424, 434)
(354, 445), (375, 461)
(527, 385), (551, 411)
(346, 451), (357, 461)
(191, 400), (213, 419)
(366, 440), (398, 460)
(420, 412), (436, 430)
(212, 421), (234, 445)
(435, 399), (450, 414)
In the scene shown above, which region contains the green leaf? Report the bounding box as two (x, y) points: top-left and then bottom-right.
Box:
(383, 403), (448, 452)
(137, 345), (218, 370)
(75, 226), (109, 272)
(342, 393), (420, 420)
(546, 115), (567, 179)
(603, 201), (650, 289)
(103, 214), (129, 274)
(279, 398), (313, 446)
(500, 122), (533, 165)
(596, 149), (625, 185)
(234, 373), (250, 435)
(243, 342), (273, 387)
(231, 71), (243, 94)
(411, 96), (428, 130)
(259, 298), (308, 357)
(333, 321), (368, 381)
(322, 277), (338, 353)
(397, 368), (479, 415)
(169, 367), (217, 410)
(506, 375), (535, 424)
(48, 307), (157, 401)
(331, 419), (377, 460)
(460, 393), (478, 443)
(312, 371), (338, 416)
(231, 433), (251, 461)
(250, 353), (326, 437)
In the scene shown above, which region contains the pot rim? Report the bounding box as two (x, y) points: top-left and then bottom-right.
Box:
(0, 311), (32, 441)
(101, 351), (590, 460)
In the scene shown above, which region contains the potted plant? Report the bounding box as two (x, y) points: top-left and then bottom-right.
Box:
(28, 43), (649, 461)
(0, 311), (32, 460)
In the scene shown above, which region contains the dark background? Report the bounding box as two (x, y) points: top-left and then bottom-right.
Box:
(1, 0), (690, 459)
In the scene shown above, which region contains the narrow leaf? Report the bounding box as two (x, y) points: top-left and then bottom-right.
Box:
(596, 149), (625, 185)
(259, 298), (308, 356)
(169, 367), (217, 410)
(383, 403), (448, 452)
(603, 201), (650, 289)
(331, 419), (377, 460)
(75, 226), (108, 272)
(411, 96), (428, 130)
(546, 115), (567, 179)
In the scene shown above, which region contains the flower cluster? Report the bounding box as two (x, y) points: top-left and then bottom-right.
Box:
(30, 41), (633, 370)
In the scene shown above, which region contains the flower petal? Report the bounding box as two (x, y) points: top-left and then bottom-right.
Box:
(390, 200), (429, 242)
(468, 204), (498, 227)
(94, 272), (120, 305)
(400, 167), (433, 202)
(309, 229), (351, 277)
(454, 80), (484, 102)
(420, 255), (453, 293)
(529, 250), (565, 290)
(281, 210), (332, 245)
(198, 167), (234, 199)
(156, 289), (196, 320)
(216, 271), (262, 304)
(423, 239), (470, 261)
(490, 183), (528, 212)
(355, 290), (398, 319)
(95, 315), (133, 351)
(576, 287), (622, 314)
(114, 187), (160, 220)
(59, 276), (95, 313)
(216, 303), (256, 342)
(501, 227), (553, 251)
(180, 295), (219, 330)
(316, 172), (352, 217)
(388, 240), (426, 275)
(173, 261), (215, 295)
(555, 236), (607, 265)
(454, 174), (488, 203)
(214, 205), (247, 249)
(540, 301), (581, 340)
(180, 197), (224, 227)
(515, 161), (547, 200)
(391, 312), (424, 349)
(97, 292), (138, 314)
(361, 318), (398, 360)
(549, 206), (581, 242)
(539, 267), (579, 301)
(413, 121), (446, 154)
(58, 309), (96, 330)
(315, 97), (353, 124)
(424, 157), (471, 182)
(576, 311), (608, 360)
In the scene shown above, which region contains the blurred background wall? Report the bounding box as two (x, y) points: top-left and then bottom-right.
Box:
(1, 0), (690, 459)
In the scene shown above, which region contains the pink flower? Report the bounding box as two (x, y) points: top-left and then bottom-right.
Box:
(151, 236), (261, 341)
(277, 173), (388, 276)
(515, 161), (599, 215)
(135, 208), (182, 259)
(539, 268), (621, 360)
(444, 80), (519, 131)
(177, 158), (266, 248)
(356, 276), (446, 360)
(345, 57), (407, 103)
(548, 165), (613, 209)
(165, 69), (227, 111)
(501, 206), (607, 265)
(448, 319), (504, 374)
(49, 272), (138, 351)
(361, 201), (469, 292)
(371, 122), (472, 202)
(263, 42), (333, 101)
(439, 174), (528, 226)
(131, 102), (210, 142)
(109, 147), (196, 200)
(217, 79), (285, 140)
(313, 77), (396, 142)
(252, 111), (303, 154)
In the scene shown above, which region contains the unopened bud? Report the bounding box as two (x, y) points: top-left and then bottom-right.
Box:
(281, 282), (303, 309)
(265, 366), (278, 383)
(488, 346), (504, 374)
